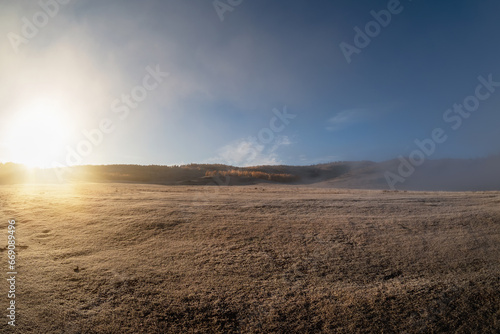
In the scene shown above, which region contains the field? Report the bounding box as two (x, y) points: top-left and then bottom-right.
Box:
(0, 183), (499, 333)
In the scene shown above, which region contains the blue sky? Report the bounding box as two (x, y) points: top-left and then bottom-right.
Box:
(1, 0), (500, 167)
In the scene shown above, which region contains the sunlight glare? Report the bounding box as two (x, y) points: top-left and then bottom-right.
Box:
(4, 101), (71, 168)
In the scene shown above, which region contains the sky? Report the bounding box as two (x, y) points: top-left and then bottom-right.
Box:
(1, 0), (500, 168)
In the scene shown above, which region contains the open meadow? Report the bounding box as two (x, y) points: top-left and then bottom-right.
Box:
(0, 183), (499, 333)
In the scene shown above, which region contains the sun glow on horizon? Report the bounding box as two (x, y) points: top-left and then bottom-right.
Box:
(3, 101), (72, 168)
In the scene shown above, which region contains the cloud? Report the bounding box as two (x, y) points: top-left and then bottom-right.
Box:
(326, 108), (371, 131)
(207, 135), (292, 166)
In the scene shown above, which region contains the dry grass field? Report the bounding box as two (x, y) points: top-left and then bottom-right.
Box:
(0, 183), (499, 333)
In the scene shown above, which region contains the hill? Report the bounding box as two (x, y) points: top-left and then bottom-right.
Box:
(1, 154), (499, 191)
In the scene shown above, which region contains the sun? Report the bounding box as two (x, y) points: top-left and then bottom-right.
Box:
(4, 101), (71, 168)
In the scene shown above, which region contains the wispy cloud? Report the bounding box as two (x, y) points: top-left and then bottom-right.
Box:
(207, 135), (292, 166)
(326, 108), (371, 131)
